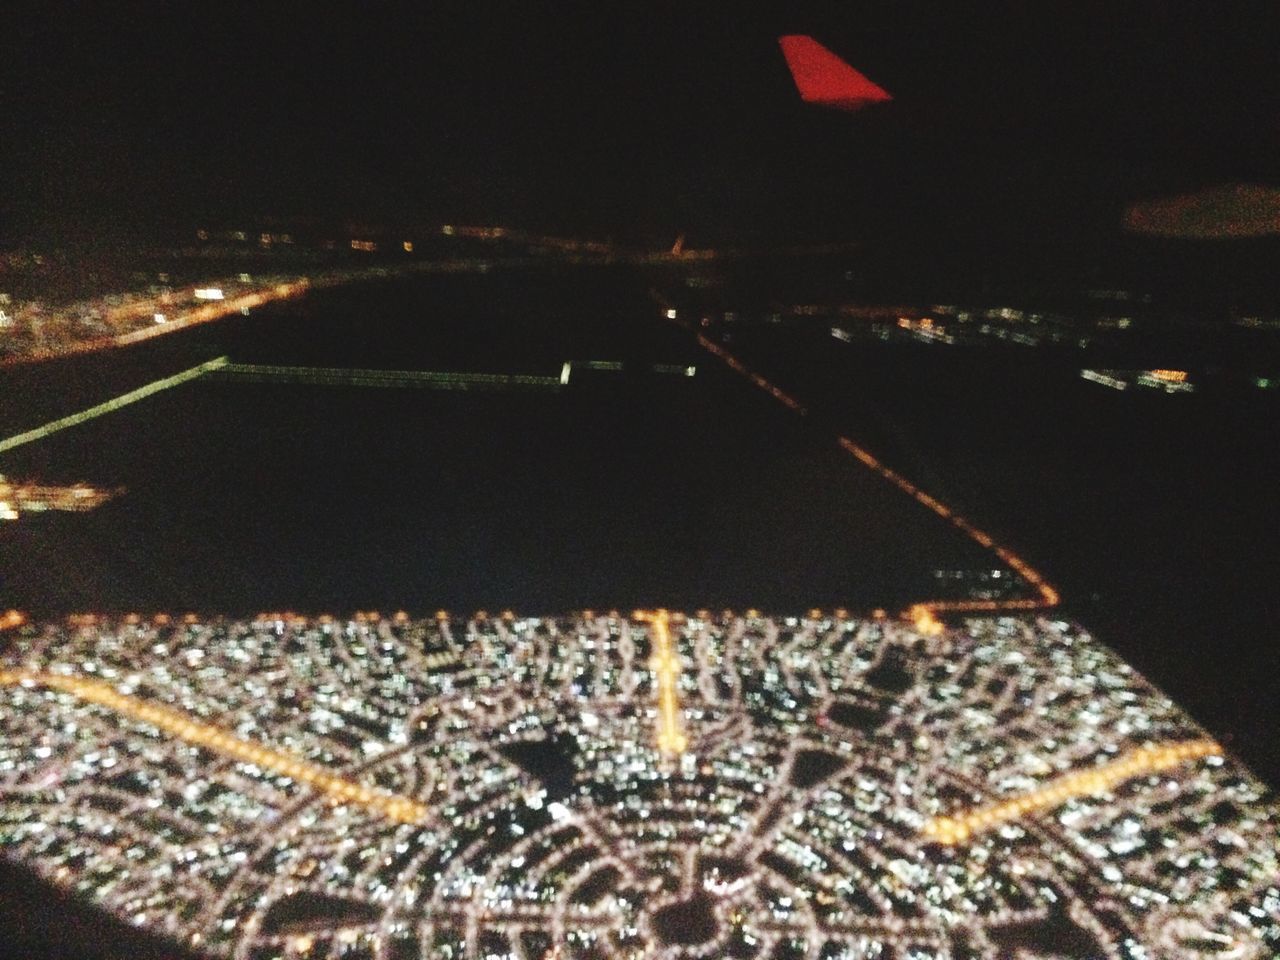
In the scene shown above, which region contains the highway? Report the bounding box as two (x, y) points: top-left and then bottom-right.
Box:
(0, 668), (429, 825)
(921, 738), (1222, 845)
(0, 357), (228, 455)
(666, 306), (1062, 616)
(645, 610), (688, 756)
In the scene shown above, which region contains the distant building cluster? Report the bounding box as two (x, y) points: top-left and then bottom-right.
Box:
(0, 476), (120, 521)
(0, 273), (304, 363)
(0, 224), (625, 365)
(1, 612), (1276, 959)
(1080, 368), (1197, 393)
(806, 302), (1129, 350)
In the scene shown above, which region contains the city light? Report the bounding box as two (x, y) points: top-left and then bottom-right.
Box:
(922, 738), (1222, 845)
(0, 669), (430, 824)
(214, 362), (563, 391)
(0, 16), (1274, 959)
(0, 613), (1274, 958)
(778, 35), (893, 111)
(0, 357), (228, 454)
(682, 316), (1062, 614)
(643, 610), (688, 756)
(0, 477), (120, 519)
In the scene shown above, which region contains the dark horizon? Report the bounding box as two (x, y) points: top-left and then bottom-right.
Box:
(3, 3), (1279, 261)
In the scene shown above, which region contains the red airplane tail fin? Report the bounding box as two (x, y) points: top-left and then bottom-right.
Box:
(778, 35), (891, 111)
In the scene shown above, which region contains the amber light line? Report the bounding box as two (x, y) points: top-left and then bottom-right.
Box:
(0, 283), (313, 368)
(921, 739), (1222, 845)
(835, 436), (1060, 611)
(0, 669), (429, 825)
(685, 324), (1060, 613)
(641, 610), (688, 756)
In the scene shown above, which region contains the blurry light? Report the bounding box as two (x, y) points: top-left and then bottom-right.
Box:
(193, 288), (224, 301)
(778, 35), (892, 110)
(1080, 369), (1128, 391)
(0, 669), (429, 824)
(547, 801), (571, 822)
(922, 739), (1221, 844)
(0, 357), (228, 455)
(910, 604), (943, 637)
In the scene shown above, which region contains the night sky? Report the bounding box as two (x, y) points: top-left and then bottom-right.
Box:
(3, 1), (1279, 254)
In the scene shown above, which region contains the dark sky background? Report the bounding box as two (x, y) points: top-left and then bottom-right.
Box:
(2, 2), (1279, 258)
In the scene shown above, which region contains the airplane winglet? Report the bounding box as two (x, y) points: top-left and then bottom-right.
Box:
(778, 35), (891, 111)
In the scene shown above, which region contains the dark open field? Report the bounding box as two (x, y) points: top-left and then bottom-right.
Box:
(0, 265), (994, 620)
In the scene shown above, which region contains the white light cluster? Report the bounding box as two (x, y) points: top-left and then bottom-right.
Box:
(0, 613), (1276, 959)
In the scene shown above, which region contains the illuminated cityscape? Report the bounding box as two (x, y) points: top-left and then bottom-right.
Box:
(3, 6), (1279, 958)
(1, 612), (1277, 958)
(0, 245), (581, 366)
